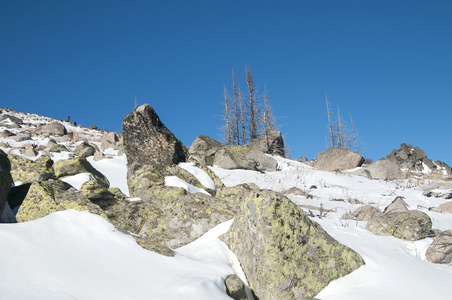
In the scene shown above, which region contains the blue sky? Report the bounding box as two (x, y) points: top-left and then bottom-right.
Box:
(1, 0), (451, 165)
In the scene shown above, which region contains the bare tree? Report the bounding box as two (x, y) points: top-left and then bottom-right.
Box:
(350, 114), (358, 153)
(232, 69), (241, 145)
(245, 65), (258, 140)
(263, 87), (276, 151)
(223, 85), (232, 145)
(238, 87), (247, 144)
(326, 96), (335, 148)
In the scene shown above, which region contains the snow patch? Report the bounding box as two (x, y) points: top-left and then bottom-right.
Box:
(165, 176), (210, 195)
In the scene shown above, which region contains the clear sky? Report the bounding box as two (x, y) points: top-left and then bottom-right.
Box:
(1, 0), (451, 165)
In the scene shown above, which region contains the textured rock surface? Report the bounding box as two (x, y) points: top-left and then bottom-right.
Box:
(79, 180), (115, 209)
(122, 104), (187, 197)
(315, 148), (364, 172)
(426, 230), (452, 264)
(383, 197), (409, 214)
(353, 205), (382, 221)
(16, 180), (106, 222)
(74, 141), (96, 158)
(224, 274), (248, 300)
(213, 145), (278, 172)
(430, 201), (452, 214)
(188, 134), (224, 165)
(44, 138), (69, 153)
(53, 157), (110, 188)
(250, 130), (285, 157)
(221, 190), (364, 300)
(101, 132), (122, 150)
(0, 150), (13, 217)
(365, 159), (406, 180)
(9, 154), (55, 183)
(34, 122), (67, 136)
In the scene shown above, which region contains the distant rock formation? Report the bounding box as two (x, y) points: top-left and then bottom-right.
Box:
(315, 148), (364, 172)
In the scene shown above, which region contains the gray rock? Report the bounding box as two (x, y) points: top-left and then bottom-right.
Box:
(0, 150), (13, 219)
(314, 148), (364, 172)
(53, 157), (110, 188)
(0, 114), (23, 124)
(224, 274), (248, 300)
(44, 139), (69, 153)
(34, 122), (67, 137)
(250, 130), (285, 157)
(221, 190), (364, 300)
(0, 130), (15, 138)
(430, 202), (452, 214)
(15, 132), (32, 142)
(383, 197), (409, 214)
(213, 145), (278, 172)
(353, 205), (382, 221)
(426, 230), (452, 264)
(365, 159), (406, 181)
(188, 134), (224, 165)
(100, 132), (122, 150)
(24, 146), (38, 157)
(74, 141), (96, 158)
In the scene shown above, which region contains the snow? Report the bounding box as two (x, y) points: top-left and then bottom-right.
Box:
(59, 173), (93, 190)
(178, 162), (216, 190)
(165, 176), (210, 195)
(87, 155), (129, 196)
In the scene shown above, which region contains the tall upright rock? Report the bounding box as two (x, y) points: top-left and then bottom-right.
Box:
(122, 104), (187, 198)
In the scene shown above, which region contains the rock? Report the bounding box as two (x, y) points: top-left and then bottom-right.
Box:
(16, 179), (106, 222)
(250, 130), (285, 157)
(426, 230), (452, 264)
(73, 141), (96, 158)
(386, 143), (452, 176)
(430, 202), (452, 214)
(53, 157), (110, 188)
(15, 132), (32, 142)
(188, 134), (224, 165)
(24, 146), (38, 157)
(9, 154), (55, 183)
(0, 150), (14, 218)
(353, 205), (382, 221)
(314, 148), (364, 172)
(213, 145), (278, 172)
(79, 180), (115, 209)
(416, 182), (452, 192)
(383, 197), (409, 214)
(0, 114), (23, 124)
(34, 122), (67, 137)
(100, 132), (122, 150)
(283, 187), (308, 196)
(93, 151), (108, 161)
(0, 142), (10, 148)
(224, 274), (248, 300)
(364, 159), (406, 181)
(0, 129), (15, 138)
(89, 124), (97, 130)
(44, 138), (69, 153)
(221, 190), (364, 300)
(108, 187), (127, 200)
(7, 183), (32, 211)
(366, 210), (432, 241)
(122, 104), (187, 197)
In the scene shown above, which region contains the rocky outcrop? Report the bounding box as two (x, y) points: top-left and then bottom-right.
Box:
(9, 154), (55, 183)
(188, 134), (224, 165)
(122, 104), (187, 198)
(221, 190), (364, 300)
(74, 141), (96, 158)
(213, 145), (278, 172)
(250, 130), (285, 157)
(44, 138), (69, 153)
(53, 157), (110, 188)
(0, 150), (13, 218)
(101, 132), (122, 151)
(224, 275), (248, 300)
(386, 143), (452, 176)
(364, 159), (406, 181)
(34, 122), (67, 137)
(16, 179), (106, 222)
(426, 230), (452, 264)
(314, 148), (364, 172)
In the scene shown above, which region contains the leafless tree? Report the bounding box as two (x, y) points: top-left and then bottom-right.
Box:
(245, 65), (258, 140)
(223, 85), (232, 145)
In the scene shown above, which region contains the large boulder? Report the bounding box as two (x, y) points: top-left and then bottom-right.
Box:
(34, 122), (67, 137)
(0, 114), (23, 125)
(0, 150), (13, 218)
(8, 154), (55, 183)
(314, 148), (364, 172)
(44, 138), (69, 153)
(100, 132), (122, 151)
(213, 145), (278, 172)
(426, 230), (452, 264)
(188, 134), (224, 165)
(365, 159), (406, 181)
(221, 190), (364, 300)
(16, 179), (106, 222)
(250, 130), (285, 157)
(122, 104), (187, 198)
(73, 141), (96, 158)
(429, 202), (452, 214)
(53, 157), (110, 188)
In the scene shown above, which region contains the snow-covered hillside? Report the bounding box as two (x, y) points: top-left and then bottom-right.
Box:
(1, 108), (452, 299)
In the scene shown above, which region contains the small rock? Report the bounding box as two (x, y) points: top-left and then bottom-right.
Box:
(225, 274), (248, 300)
(426, 230), (452, 264)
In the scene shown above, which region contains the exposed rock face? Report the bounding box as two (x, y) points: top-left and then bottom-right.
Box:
(16, 180), (106, 222)
(34, 122), (67, 137)
(426, 230), (452, 264)
(386, 143), (452, 176)
(250, 130), (285, 157)
(188, 134), (224, 165)
(365, 159), (406, 181)
(314, 148), (364, 172)
(0, 150), (13, 218)
(122, 104), (187, 197)
(224, 274), (248, 300)
(73, 141), (96, 158)
(79, 180), (115, 209)
(101, 132), (122, 151)
(221, 190), (364, 300)
(213, 145), (278, 172)
(9, 154), (55, 183)
(383, 197), (409, 214)
(53, 157), (110, 188)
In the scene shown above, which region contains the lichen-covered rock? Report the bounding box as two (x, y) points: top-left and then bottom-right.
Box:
(353, 205), (382, 221)
(315, 148), (364, 172)
(34, 122), (67, 137)
(9, 154), (55, 183)
(188, 134), (224, 165)
(366, 210), (432, 241)
(122, 104), (187, 197)
(198, 164), (225, 190)
(16, 180), (106, 222)
(250, 130), (285, 157)
(79, 180), (115, 209)
(221, 190), (364, 300)
(0, 150), (13, 218)
(364, 158), (406, 181)
(53, 157), (109, 188)
(7, 183), (31, 211)
(108, 187), (127, 200)
(224, 274), (248, 300)
(426, 230), (452, 264)
(74, 141), (96, 158)
(213, 145), (278, 172)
